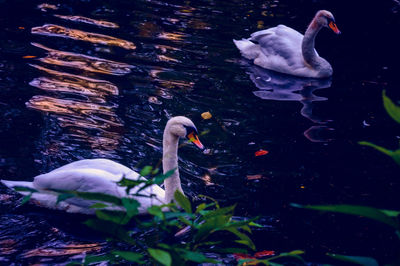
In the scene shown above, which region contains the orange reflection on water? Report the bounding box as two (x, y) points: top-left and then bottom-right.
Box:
(158, 32), (187, 41)
(30, 64), (119, 97)
(32, 43), (133, 75)
(54, 15), (119, 28)
(26, 95), (123, 130)
(32, 24), (135, 49)
(149, 68), (194, 90)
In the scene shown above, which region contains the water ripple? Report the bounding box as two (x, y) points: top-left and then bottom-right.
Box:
(29, 64), (119, 97)
(32, 42), (133, 75)
(54, 15), (119, 28)
(32, 24), (135, 49)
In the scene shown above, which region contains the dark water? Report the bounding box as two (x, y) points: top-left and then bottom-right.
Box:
(1, 0), (400, 264)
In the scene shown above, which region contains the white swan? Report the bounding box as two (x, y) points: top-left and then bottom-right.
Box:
(233, 10), (340, 78)
(1, 116), (204, 214)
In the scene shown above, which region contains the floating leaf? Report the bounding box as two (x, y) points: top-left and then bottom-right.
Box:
(246, 174), (263, 180)
(22, 55), (37, 59)
(255, 150), (269, 157)
(148, 248), (171, 266)
(201, 111), (212, 120)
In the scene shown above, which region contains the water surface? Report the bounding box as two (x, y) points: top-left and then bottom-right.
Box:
(1, 0), (400, 264)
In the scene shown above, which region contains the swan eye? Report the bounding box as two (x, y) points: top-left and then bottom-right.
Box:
(328, 21), (341, 34)
(187, 131), (204, 150)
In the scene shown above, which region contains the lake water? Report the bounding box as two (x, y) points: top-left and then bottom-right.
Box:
(1, 0), (400, 264)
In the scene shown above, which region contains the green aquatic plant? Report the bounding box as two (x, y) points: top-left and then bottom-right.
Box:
(41, 166), (261, 265)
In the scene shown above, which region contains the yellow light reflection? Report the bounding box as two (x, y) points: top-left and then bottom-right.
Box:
(54, 15), (119, 28)
(32, 42), (133, 76)
(32, 24), (135, 49)
(30, 64), (119, 97)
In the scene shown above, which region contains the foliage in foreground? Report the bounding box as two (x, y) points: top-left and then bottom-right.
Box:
(291, 90), (400, 266)
(19, 166), (302, 265)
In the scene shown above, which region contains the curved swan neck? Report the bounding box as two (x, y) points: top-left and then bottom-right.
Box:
(302, 18), (322, 67)
(162, 126), (183, 203)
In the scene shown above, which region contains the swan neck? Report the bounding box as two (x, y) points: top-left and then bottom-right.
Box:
(302, 19), (321, 66)
(162, 127), (183, 203)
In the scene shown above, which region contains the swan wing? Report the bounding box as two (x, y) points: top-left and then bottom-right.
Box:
(49, 159), (141, 181)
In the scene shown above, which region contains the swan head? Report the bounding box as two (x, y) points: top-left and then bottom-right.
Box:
(165, 116), (204, 149)
(315, 10), (341, 34)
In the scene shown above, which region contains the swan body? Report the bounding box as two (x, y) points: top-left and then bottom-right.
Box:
(1, 116), (204, 215)
(233, 10), (340, 78)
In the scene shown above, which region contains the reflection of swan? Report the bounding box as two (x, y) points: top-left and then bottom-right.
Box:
(234, 10), (340, 78)
(246, 63), (333, 142)
(1, 116), (204, 214)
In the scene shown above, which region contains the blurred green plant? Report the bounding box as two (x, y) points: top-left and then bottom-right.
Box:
(15, 165), (303, 265)
(291, 90), (400, 265)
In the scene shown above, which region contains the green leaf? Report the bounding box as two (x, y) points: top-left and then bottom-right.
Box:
(224, 228), (256, 250)
(148, 248), (171, 266)
(380, 209), (400, 217)
(327, 253), (378, 266)
(14, 186), (37, 193)
(210, 247), (247, 254)
(84, 219), (135, 244)
(195, 203), (207, 213)
(152, 169), (176, 185)
(148, 205), (164, 219)
(90, 203), (108, 209)
(359, 141), (400, 166)
(83, 254), (114, 265)
(121, 197), (140, 217)
(291, 203), (400, 229)
(383, 90), (400, 124)
(177, 249), (217, 263)
(201, 204), (235, 220)
(53, 190), (122, 206)
(174, 190), (192, 213)
(285, 250), (304, 256)
(56, 193), (75, 204)
(195, 215), (231, 241)
(112, 250), (144, 263)
(20, 194), (32, 205)
(140, 166), (153, 177)
(117, 177), (143, 193)
(95, 210), (130, 225)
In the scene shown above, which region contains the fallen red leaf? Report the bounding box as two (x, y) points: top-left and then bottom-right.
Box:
(233, 253), (255, 260)
(254, 250), (275, 257)
(246, 174), (263, 180)
(22, 55), (37, 59)
(255, 150), (269, 156)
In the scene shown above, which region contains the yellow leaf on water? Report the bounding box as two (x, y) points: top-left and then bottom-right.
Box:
(201, 111), (212, 120)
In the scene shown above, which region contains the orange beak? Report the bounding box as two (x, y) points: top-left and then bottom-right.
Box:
(329, 21), (341, 34)
(187, 132), (204, 149)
